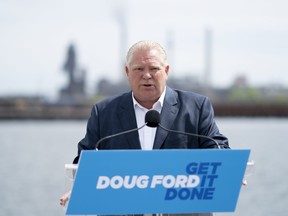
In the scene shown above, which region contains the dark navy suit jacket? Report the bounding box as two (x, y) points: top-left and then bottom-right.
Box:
(76, 86), (229, 158)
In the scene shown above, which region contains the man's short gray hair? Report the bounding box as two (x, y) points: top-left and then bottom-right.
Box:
(126, 40), (168, 66)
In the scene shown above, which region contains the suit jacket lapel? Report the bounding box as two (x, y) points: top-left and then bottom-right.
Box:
(117, 92), (142, 149)
(153, 87), (179, 149)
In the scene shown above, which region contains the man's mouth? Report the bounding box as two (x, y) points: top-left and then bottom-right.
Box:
(142, 84), (155, 89)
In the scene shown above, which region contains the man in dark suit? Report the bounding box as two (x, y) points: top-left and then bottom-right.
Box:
(61, 41), (229, 214)
(75, 40), (229, 157)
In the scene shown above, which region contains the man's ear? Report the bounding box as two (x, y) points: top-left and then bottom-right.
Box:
(165, 65), (170, 75)
(125, 66), (129, 76)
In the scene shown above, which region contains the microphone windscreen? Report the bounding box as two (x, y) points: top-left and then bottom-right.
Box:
(145, 110), (160, 127)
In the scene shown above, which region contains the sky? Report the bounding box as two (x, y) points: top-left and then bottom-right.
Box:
(1, 0), (288, 99)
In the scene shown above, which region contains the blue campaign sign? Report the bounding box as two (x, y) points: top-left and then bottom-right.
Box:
(66, 149), (250, 215)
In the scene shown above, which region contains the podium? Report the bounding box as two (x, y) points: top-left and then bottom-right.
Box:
(63, 149), (252, 215)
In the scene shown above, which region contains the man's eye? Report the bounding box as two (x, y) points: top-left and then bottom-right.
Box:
(151, 67), (159, 71)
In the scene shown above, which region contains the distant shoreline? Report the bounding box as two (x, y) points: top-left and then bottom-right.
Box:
(214, 103), (288, 117)
(1, 103), (288, 119)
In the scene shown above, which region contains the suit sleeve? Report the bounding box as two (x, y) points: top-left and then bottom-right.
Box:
(73, 106), (100, 163)
(198, 97), (230, 149)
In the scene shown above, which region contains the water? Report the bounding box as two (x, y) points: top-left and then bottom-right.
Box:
(0, 118), (287, 216)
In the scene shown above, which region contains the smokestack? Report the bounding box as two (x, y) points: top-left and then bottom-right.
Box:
(204, 28), (213, 88)
(166, 30), (175, 70)
(115, 7), (128, 80)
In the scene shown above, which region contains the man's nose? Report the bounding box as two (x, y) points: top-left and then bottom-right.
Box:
(142, 70), (152, 79)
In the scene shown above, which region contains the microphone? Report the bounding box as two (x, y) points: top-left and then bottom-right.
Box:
(95, 123), (146, 150)
(94, 110), (161, 150)
(145, 110), (221, 149)
(94, 110), (163, 151)
(145, 109), (161, 127)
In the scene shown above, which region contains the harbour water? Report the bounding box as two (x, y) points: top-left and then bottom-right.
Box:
(0, 118), (287, 216)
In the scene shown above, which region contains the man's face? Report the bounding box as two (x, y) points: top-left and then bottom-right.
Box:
(125, 48), (169, 109)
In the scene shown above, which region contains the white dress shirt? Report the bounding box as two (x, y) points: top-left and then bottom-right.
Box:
(132, 88), (166, 150)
